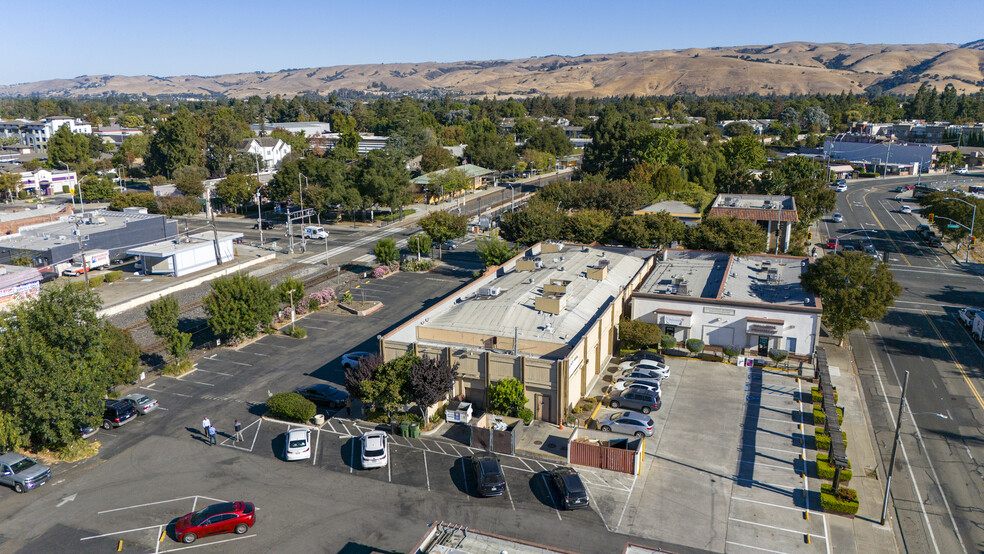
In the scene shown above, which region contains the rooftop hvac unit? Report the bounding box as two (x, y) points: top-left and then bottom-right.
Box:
(599, 259), (610, 267)
(678, 283), (689, 295)
(478, 286), (501, 297)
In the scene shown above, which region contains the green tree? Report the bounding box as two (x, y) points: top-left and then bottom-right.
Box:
(146, 109), (204, 177)
(102, 323), (142, 386)
(420, 145), (457, 173)
(355, 149), (413, 217)
(215, 173), (260, 208)
(373, 238), (400, 265)
(276, 277), (305, 305)
(562, 209), (614, 243)
(685, 216), (767, 255)
(724, 122), (755, 137)
(526, 126), (573, 157)
(407, 233), (432, 260)
(610, 212), (688, 248)
(155, 196), (201, 217)
(800, 251), (902, 345)
(203, 273), (279, 342)
(47, 124), (90, 167)
(465, 129), (517, 171)
(269, 127), (309, 156)
(0, 173), (21, 200)
(419, 211), (468, 253)
(476, 232), (518, 268)
(146, 295), (179, 341)
(488, 378), (528, 416)
(0, 411), (24, 452)
(721, 135), (766, 171)
(428, 168), (472, 198)
(109, 191), (158, 213)
(77, 176), (119, 201)
(499, 198), (566, 246)
(116, 134), (149, 169)
(0, 286), (110, 448)
(361, 353), (417, 417)
(619, 319), (663, 349)
(172, 165), (207, 197)
(520, 149), (556, 172)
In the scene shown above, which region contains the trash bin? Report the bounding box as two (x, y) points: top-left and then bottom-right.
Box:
(400, 421), (410, 437)
(409, 422), (419, 438)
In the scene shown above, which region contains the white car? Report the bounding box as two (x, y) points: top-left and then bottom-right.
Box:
(959, 308), (982, 327)
(619, 359), (670, 375)
(341, 351), (374, 370)
(284, 428), (311, 461)
(956, 168), (969, 175)
(611, 379), (661, 396)
(900, 205), (912, 214)
(835, 183), (848, 192)
(831, 212), (844, 223)
(360, 431), (389, 469)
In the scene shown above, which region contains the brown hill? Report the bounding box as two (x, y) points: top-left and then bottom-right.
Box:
(2, 41), (983, 99)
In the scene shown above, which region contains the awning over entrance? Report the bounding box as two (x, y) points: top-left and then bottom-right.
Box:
(746, 316), (783, 336)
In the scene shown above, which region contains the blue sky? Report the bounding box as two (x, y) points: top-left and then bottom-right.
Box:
(6, 0), (984, 85)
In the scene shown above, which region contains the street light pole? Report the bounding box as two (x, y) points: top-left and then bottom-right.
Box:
(63, 163), (84, 214)
(881, 371), (909, 526)
(940, 197), (977, 263)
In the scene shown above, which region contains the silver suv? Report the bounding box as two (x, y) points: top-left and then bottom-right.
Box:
(0, 453), (51, 493)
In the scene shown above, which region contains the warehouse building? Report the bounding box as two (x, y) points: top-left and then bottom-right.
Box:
(127, 231), (241, 277)
(381, 242), (655, 424)
(629, 249), (821, 358)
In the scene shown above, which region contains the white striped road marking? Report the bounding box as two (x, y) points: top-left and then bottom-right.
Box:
(727, 517), (826, 540)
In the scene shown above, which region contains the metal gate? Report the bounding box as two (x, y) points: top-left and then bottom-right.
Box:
(569, 440), (638, 474)
(491, 429), (513, 455)
(470, 426), (490, 451)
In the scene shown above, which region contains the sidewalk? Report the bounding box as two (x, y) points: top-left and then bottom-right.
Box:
(818, 335), (899, 553)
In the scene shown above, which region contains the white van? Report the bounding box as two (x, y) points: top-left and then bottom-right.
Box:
(303, 226), (328, 239)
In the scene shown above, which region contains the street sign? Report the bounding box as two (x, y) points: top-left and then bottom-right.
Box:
(947, 224), (961, 229)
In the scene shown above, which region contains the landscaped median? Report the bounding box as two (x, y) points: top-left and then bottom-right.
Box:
(820, 483), (859, 516)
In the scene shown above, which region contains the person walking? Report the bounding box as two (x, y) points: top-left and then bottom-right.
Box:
(234, 419), (243, 442)
(208, 425), (217, 446)
(201, 416), (211, 438)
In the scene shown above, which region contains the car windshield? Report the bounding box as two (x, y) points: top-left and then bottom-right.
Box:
(288, 438), (307, 448)
(10, 458), (35, 473)
(132, 396), (149, 404)
(563, 474), (586, 494)
(191, 503), (235, 526)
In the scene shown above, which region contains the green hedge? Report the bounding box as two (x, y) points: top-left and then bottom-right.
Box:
(811, 386), (837, 404)
(104, 270), (123, 283)
(266, 392), (316, 422)
(817, 453), (852, 482)
(813, 403), (843, 426)
(815, 430), (848, 450)
(820, 483), (859, 515)
(89, 275), (105, 287)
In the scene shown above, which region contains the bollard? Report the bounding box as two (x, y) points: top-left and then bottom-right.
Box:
(118, 540), (123, 551)
(805, 534), (811, 544)
(804, 511), (809, 520)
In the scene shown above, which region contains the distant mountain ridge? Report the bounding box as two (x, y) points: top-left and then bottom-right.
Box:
(3, 41), (984, 99)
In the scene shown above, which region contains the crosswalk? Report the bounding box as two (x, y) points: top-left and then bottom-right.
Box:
(296, 225), (406, 264)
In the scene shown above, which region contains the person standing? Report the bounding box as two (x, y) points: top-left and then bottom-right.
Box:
(234, 419), (243, 442)
(208, 425), (217, 446)
(202, 416), (211, 438)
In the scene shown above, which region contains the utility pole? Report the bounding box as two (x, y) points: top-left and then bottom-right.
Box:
(206, 189), (223, 266)
(254, 155), (264, 246)
(881, 370), (909, 525)
(74, 219), (90, 288)
(324, 235), (330, 266)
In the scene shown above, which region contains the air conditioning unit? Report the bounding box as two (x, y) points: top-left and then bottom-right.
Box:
(479, 286), (502, 297)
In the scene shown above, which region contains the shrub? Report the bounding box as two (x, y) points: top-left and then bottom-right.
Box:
(858, 172), (878, 178)
(722, 344), (741, 361)
(660, 336), (677, 351)
(341, 291), (354, 303)
(104, 270), (123, 283)
(619, 318), (662, 349)
(815, 430), (848, 450)
(307, 298), (320, 312)
(305, 287), (336, 307)
(685, 338), (705, 355)
(276, 277), (305, 305)
(811, 386), (838, 404)
(402, 259), (435, 272)
(373, 265), (390, 278)
(54, 438), (99, 462)
(816, 453), (852, 481)
(373, 238), (399, 265)
(489, 378), (529, 416)
(88, 275), (105, 287)
(820, 483), (859, 515)
(517, 407), (534, 425)
(813, 403), (844, 425)
(266, 392), (316, 422)
(161, 359), (193, 376)
(768, 349), (788, 366)
(289, 327), (307, 339)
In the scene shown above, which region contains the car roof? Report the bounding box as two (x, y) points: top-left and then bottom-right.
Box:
(123, 394), (149, 401)
(286, 428), (309, 439)
(610, 411), (649, 422)
(363, 432), (386, 448)
(0, 452), (28, 463)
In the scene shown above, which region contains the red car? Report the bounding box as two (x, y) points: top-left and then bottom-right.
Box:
(174, 501), (255, 544)
(826, 238), (838, 249)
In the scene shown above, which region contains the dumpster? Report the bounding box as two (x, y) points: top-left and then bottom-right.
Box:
(409, 422), (420, 438)
(400, 421), (410, 437)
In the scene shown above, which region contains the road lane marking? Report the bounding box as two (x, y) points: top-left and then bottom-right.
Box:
(158, 535), (256, 552)
(725, 541), (787, 553)
(727, 517), (826, 539)
(923, 314), (984, 413)
(861, 188), (911, 266)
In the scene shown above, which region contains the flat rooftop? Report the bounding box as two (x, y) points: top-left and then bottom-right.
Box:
(0, 209), (164, 251)
(636, 249), (818, 308)
(0, 206), (68, 223)
(414, 522), (574, 554)
(128, 231), (242, 257)
(709, 194), (798, 222)
(636, 201), (700, 215)
(412, 245), (648, 352)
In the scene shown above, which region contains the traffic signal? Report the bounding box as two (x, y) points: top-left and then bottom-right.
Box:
(928, 213), (934, 223)
(807, 231), (813, 241)
(972, 236), (976, 245)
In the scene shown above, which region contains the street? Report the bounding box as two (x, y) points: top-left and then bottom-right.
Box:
(826, 174), (984, 553)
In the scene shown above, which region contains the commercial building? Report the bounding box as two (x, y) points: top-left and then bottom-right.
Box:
(93, 125), (143, 147)
(127, 231), (241, 277)
(633, 201), (702, 226)
(249, 121), (332, 137)
(382, 242), (654, 424)
(823, 136), (937, 173)
(412, 521), (577, 553)
(411, 164), (494, 195)
(309, 132), (389, 155)
(17, 169), (78, 196)
(0, 209), (177, 267)
(629, 249), (821, 358)
(0, 117), (92, 151)
(0, 205), (74, 235)
(708, 194), (798, 253)
(0, 265), (42, 312)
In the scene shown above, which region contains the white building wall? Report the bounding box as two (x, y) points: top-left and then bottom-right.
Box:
(630, 296), (819, 356)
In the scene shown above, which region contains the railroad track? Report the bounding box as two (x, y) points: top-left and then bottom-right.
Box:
(141, 265), (343, 356)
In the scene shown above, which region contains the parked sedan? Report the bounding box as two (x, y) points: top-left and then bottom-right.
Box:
(442, 240), (459, 250)
(611, 379), (661, 396)
(121, 393), (158, 415)
(296, 384), (349, 409)
(831, 212), (844, 223)
(620, 362), (670, 379)
(900, 205), (912, 214)
(618, 370), (668, 384)
(624, 350), (665, 364)
(549, 466), (589, 510)
(609, 389), (661, 414)
(599, 411), (654, 437)
(835, 183), (848, 192)
(283, 428), (311, 461)
(341, 351), (374, 370)
(618, 358), (670, 374)
(360, 431), (389, 469)
(175, 501), (255, 544)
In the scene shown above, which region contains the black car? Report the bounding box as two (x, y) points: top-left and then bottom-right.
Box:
(253, 220), (276, 230)
(471, 452), (506, 497)
(625, 350), (666, 365)
(549, 466), (589, 510)
(609, 389), (661, 414)
(295, 384), (350, 409)
(102, 399), (138, 429)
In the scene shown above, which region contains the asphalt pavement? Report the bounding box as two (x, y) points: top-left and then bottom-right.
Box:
(818, 173), (984, 553)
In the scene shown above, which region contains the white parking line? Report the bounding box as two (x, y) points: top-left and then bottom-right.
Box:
(350, 440), (356, 474)
(80, 524), (164, 540)
(97, 496), (198, 515)
(613, 473), (639, 533)
(737, 443), (800, 455)
(731, 495), (810, 513)
(190, 367), (233, 377)
(505, 482), (516, 510)
(725, 541), (788, 553)
(736, 459), (792, 471)
(302, 325), (330, 331)
(158, 535), (256, 552)
(423, 450), (431, 491)
(727, 517), (826, 540)
(141, 387), (191, 398)
(539, 473), (562, 520)
(312, 429), (320, 466)
(429, 440), (448, 455)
